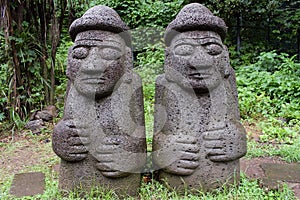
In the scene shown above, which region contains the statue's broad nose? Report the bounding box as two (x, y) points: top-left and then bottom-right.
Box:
(188, 48), (213, 70)
(82, 51), (106, 73)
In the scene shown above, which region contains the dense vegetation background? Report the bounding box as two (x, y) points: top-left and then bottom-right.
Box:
(0, 1), (299, 199)
(0, 0), (299, 144)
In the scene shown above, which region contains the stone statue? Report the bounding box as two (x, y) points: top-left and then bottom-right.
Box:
(153, 3), (247, 192)
(52, 5), (146, 196)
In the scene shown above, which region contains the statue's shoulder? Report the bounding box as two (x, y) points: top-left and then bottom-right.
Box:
(155, 74), (168, 86)
(130, 72), (143, 91)
(130, 71), (142, 83)
(122, 71), (142, 86)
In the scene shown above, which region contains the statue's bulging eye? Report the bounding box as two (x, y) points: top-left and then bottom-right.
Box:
(174, 44), (194, 56)
(204, 43), (223, 55)
(72, 47), (89, 59)
(99, 47), (122, 60)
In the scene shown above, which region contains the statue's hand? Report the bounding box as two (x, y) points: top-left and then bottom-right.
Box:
(203, 121), (247, 162)
(94, 136), (132, 178)
(154, 135), (200, 176)
(52, 120), (90, 162)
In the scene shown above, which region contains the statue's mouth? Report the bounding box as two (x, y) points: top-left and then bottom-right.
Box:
(81, 77), (107, 84)
(188, 72), (211, 80)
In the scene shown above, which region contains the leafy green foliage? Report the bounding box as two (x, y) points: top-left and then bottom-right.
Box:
(134, 42), (164, 145)
(204, 0), (280, 15)
(258, 118), (299, 144)
(228, 41), (268, 68)
(200, 0), (300, 62)
(0, 22), (47, 125)
(53, 34), (72, 116)
(247, 137), (300, 162)
(237, 51), (300, 142)
(237, 51), (300, 120)
(0, 113), (5, 122)
(0, 62), (9, 117)
(89, 0), (185, 28)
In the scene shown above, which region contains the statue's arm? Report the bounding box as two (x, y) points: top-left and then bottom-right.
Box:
(203, 119), (247, 162)
(153, 75), (200, 175)
(52, 80), (89, 162)
(52, 119), (89, 162)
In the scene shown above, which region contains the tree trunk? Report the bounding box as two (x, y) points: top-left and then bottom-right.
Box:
(38, 0), (50, 105)
(49, 0), (68, 105)
(236, 13), (242, 55)
(3, 0), (24, 119)
(50, 15), (59, 105)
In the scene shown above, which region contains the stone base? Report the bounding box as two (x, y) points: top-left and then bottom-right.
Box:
(158, 160), (240, 193)
(59, 157), (141, 197)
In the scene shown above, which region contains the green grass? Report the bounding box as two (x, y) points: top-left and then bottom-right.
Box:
(0, 172), (295, 199)
(246, 137), (300, 163)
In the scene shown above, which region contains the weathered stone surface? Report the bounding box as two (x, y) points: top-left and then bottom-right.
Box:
(30, 106), (57, 121)
(10, 172), (45, 197)
(35, 110), (53, 121)
(52, 5), (146, 196)
(26, 106), (57, 134)
(153, 3), (247, 193)
(261, 163), (300, 198)
(261, 163), (300, 183)
(25, 119), (45, 134)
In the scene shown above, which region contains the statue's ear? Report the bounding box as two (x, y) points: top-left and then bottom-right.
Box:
(164, 47), (172, 69)
(66, 45), (75, 80)
(222, 46), (232, 78)
(122, 46), (133, 83)
(164, 47), (173, 81)
(124, 46), (133, 69)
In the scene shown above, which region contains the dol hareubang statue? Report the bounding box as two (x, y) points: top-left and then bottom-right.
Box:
(153, 3), (247, 192)
(52, 5), (146, 196)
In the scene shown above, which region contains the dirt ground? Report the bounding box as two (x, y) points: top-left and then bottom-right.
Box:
(0, 131), (58, 183)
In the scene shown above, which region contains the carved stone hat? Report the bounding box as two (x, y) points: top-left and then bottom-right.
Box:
(69, 5), (131, 47)
(164, 3), (227, 46)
